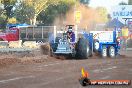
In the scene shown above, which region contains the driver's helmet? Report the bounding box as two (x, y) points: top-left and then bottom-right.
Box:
(68, 26), (73, 32)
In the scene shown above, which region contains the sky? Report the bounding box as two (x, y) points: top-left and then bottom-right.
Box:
(89, 0), (128, 12)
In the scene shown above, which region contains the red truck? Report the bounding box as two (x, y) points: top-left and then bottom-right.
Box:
(0, 28), (19, 41)
(0, 26), (53, 42)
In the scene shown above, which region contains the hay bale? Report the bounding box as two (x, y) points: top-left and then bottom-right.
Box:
(9, 40), (22, 48)
(0, 46), (7, 48)
(23, 41), (39, 48)
(0, 41), (8, 48)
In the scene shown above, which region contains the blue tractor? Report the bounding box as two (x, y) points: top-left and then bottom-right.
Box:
(49, 25), (120, 59)
(49, 25), (92, 59)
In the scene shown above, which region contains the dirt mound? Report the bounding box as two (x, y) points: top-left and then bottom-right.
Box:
(55, 55), (67, 60)
(0, 58), (21, 67)
(0, 43), (70, 68)
(19, 58), (46, 64)
(0, 55), (52, 68)
(40, 43), (51, 55)
(0, 49), (48, 68)
(0, 48), (61, 68)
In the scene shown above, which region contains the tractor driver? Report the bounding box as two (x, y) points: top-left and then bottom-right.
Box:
(66, 26), (75, 43)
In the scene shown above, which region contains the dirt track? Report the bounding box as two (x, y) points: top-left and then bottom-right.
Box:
(0, 50), (132, 88)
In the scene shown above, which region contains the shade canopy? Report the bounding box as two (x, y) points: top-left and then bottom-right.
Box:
(106, 18), (124, 28)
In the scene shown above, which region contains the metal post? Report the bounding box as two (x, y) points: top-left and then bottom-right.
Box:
(42, 26), (44, 39)
(19, 27), (20, 40)
(125, 19), (127, 25)
(54, 26), (56, 43)
(33, 26), (34, 39)
(75, 25), (78, 42)
(26, 27), (28, 39)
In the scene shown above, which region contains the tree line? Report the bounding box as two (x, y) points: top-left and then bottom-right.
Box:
(0, 0), (90, 29)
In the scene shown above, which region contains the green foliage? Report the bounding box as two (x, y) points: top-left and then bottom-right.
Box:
(20, 0), (66, 25)
(1, 0), (17, 18)
(79, 0), (90, 5)
(128, 0), (132, 5)
(14, 2), (35, 24)
(0, 15), (6, 29)
(1, 0), (16, 4)
(8, 17), (17, 24)
(0, 0), (76, 25)
(37, 0), (74, 25)
(0, 6), (6, 29)
(0, 0), (17, 28)
(23, 0), (62, 16)
(0, 6), (3, 14)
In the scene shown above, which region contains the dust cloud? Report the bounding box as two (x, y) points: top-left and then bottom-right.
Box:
(54, 4), (102, 31)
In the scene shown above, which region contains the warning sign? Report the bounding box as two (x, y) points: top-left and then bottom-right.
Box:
(75, 11), (81, 23)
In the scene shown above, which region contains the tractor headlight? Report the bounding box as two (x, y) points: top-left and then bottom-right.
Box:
(94, 41), (99, 50)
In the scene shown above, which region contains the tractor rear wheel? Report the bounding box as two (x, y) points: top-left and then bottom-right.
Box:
(76, 38), (91, 59)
